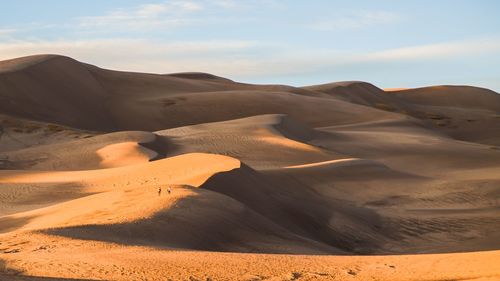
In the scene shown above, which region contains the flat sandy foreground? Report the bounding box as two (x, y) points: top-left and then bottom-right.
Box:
(1, 233), (499, 281)
(1, 55), (500, 280)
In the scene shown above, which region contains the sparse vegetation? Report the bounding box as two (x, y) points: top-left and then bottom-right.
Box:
(162, 99), (176, 107)
(426, 113), (448, 120)
(435, 120), (449, 127)
(45, 124), (65, 132)
(373, 103), (397, 112)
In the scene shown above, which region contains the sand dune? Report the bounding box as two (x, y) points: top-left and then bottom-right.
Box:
(0, 114), (96, 154)
(303, 81), (396, 108)
(304, 80), (500, 145)
(384, 87), (409, 91)
(0, 55), (401, 132)
(158, 114), (344, 169)
(389, 85), (500, 110)
(0, 153), (342, 254)
(1, 131), (163, 170)
(388, 86), (500, 145)
(0, 55), (499, 280)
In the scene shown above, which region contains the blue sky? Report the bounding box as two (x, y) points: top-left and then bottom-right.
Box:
(1, 0), (500, 91)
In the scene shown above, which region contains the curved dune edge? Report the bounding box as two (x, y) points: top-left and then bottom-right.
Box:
(157, 114), (340, 170)
(0, 153), (241, 232)
(0, 152), (348, 255)
(96, 141), (158, 168)
(0, 130), (164, 171)
(0, 152), (240, 186)
(384, 87), (410, 91)
(257, 135), (321, 152)
(283, 158), (367, 169)
(247, 114), (322, 152)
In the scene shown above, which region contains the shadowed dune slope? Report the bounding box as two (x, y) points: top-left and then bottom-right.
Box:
(388, 86), (500, 145)
(165, 72), (234, 82)
(268, 158), (500, 253)
(200, 163), (386, 253)
(0, 55), (113, 131)
(304, 80), (500, 145)
(0, 114), (96, 154)
(302, 81), (395, 107)
(389, 85), (500, 111)
(0, 55), (401, 132)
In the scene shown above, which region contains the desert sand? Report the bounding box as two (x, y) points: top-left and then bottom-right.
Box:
(0, 55), (499, 280)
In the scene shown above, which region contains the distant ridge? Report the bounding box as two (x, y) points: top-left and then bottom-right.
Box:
(1, 54), (499, 143)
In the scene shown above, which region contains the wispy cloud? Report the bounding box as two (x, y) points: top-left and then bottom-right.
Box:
(75, 0), (279, 31)
(210, 0), (240, 9)
(0, 37), (499, 82)
(209, 0), (282, 10)
(0, 39), (263, 74)
(357, 38), (500, 62)
(78, 1), (204, 30)
(0, 28), (17, 37)
(308, 10), (401, 31)
(1, 2), (498, 91)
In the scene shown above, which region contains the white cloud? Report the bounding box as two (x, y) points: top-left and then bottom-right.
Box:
(308, 10), (401, 31)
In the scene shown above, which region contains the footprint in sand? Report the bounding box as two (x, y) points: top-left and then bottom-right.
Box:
(3, 248), (20, 253)
(346, 269), (357, 276)
(304, 272), (330, 277)
(240, 273), (265, 281)
(32, 246), (45, 251)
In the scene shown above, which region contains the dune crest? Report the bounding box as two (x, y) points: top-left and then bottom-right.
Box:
(283, 158), (366, 169)
(96, 142), (158, 168)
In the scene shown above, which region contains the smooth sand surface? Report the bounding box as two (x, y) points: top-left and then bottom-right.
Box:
(0, 55), (499, 280)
